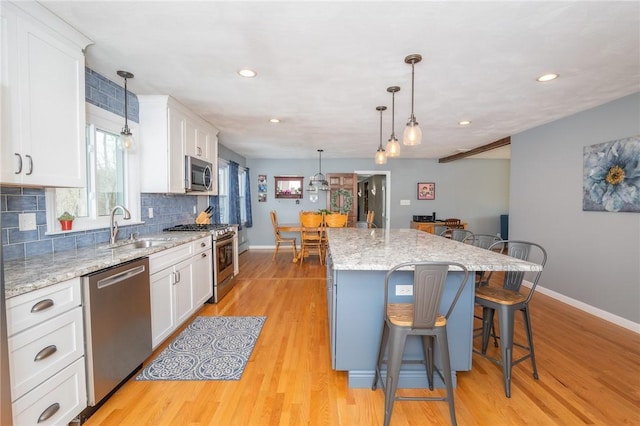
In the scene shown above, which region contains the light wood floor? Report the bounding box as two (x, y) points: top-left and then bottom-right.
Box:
(84, 249), (640, 425)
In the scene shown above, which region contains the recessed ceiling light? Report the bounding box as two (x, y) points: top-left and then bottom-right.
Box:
(458, 120), (471, 126)
(269, 118), (280, 123)
(536, 73), (558, 82)
(238, 69), (257, 78)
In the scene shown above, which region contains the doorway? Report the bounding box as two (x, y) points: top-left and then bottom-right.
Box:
(355, 170), (391, 229)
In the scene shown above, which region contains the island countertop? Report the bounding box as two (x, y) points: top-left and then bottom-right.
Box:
(326, 228), (542, 272)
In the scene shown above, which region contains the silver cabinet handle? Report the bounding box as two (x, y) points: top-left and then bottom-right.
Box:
(176, 271), (181, 283)
(25, 154), (33, 175)
(31, 299), (54, 313)
(172, 271), (177, 285)
(34, 344), (57, 361)
(37, 403), (60, 423)
(14, 153), (22, 174)
(97, 265), (146, 289)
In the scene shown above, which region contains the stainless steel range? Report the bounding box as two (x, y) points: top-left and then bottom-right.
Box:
(163, 223), (237, 303)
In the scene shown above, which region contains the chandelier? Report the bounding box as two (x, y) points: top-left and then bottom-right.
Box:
(307, 149), (330, 191)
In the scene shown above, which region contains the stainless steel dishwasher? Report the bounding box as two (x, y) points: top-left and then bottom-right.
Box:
(81, 257), (152, 415)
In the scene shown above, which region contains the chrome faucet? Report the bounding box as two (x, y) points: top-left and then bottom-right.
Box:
(109, 205), (132, 245)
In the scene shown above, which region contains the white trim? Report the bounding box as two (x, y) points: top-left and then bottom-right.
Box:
(355, 170), (391, 229)
(522, 280), (640, 334)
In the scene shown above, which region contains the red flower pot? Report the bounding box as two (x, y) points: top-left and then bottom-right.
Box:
(60, 220), (73, 231)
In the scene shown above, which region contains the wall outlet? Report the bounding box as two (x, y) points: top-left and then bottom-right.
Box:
(148, 207), (154, 218)
(18, 213), (37, 231)
(400, 199), (411, 206)
(395, 284), (413, 296)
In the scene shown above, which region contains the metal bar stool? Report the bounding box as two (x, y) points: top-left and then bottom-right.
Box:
(473, 240), (547, 397)
(372, 261), (470, 426)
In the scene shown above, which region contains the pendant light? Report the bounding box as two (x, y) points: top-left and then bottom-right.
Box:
(403, 54), (422, 146)
(375, 106), (387, 165)
(307, 149), (330, 191)
(386, 86), (401, 157)
(117, 70), (134, 150)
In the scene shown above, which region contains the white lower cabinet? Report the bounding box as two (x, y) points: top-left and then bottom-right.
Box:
(149, 236), (212, 349)
(6, 277), (86, 425)
(12, 358), (86, 426)
(193, 238), (214, 306)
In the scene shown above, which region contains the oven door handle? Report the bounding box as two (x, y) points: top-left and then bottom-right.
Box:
(215, 233), (235, 244)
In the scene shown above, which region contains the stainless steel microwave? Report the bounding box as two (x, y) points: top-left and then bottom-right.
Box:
(185, 156), (213, 192)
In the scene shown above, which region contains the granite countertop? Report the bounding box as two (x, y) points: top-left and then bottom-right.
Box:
(4, 232), (211, 299)
(326, 228), (543, 272)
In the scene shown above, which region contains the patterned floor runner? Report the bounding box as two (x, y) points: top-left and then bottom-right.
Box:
(136, 316), (266, 381)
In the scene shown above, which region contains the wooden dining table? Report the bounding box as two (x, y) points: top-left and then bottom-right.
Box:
(277, 223), (303, 262)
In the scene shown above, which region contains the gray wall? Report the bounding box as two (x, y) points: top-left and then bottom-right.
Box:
(510, 92), (640, 324)
(246, 157), (510, 247)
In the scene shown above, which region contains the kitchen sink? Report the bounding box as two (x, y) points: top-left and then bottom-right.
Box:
(101, 237), (178, 250)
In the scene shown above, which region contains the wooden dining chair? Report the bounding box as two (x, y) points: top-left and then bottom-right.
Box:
(269, 211), (297, 260)
(366, 210), (375, 228)
(299, 211), (325, 264)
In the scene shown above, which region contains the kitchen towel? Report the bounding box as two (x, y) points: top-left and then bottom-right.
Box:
(136, 316), (266, 381)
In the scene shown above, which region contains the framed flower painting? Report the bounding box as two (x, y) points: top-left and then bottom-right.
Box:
(583, 136), (640, 212)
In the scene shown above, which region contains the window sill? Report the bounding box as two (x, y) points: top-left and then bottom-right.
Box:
(45, 220), (146, 236)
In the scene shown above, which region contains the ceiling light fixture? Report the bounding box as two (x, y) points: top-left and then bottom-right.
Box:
(458, 120), (471, 126)
(537, 73), (558, 82)
(386, 86), (401, 157)
(238, 69), (257, 78)
(117, 70), (134, 150)
(403, 53), (423, 146)
(307, 149), (330, 191)
(269, 118), (280, 123)
(375, 106), (387, 165)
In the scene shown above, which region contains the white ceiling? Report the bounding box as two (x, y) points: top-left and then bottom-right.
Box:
(40, 1), (639, 160)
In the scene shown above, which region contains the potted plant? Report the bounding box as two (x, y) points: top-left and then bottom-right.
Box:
(58, 211), (75, 231)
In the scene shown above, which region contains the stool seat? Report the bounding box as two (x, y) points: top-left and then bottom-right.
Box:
(387, 304), (446, 327)
(475, 287), (527, 305)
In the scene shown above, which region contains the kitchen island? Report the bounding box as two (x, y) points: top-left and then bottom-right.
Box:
(325, 227), (542, 388)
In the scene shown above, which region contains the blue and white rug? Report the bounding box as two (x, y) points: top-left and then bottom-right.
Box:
(136, 316), (266, 381)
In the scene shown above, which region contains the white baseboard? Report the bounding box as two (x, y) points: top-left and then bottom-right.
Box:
(522, 280), (640, 334)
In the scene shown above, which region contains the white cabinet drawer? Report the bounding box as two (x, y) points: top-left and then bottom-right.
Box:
(9, 307), (84, 400)
(12, 357), (87, 426)
(6, 277), (81, 336)
(149, 242), (194, 274)
(193, 235), (212, 252)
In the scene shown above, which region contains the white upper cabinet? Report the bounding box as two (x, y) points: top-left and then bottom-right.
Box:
(138, 95), (219, 195)
(1, 2), (92, 187)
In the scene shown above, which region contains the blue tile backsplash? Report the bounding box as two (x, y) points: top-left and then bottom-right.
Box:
(0, 187), (205, 261)
(0, 67), (215, 261)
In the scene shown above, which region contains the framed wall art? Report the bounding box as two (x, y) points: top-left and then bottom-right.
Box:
(583, 135), (640, 212)
(417, 182), (435, 200)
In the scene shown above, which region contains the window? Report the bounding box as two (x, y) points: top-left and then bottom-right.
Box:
(218, 159), (229, 224)
(217, 159), (248, 226)
(46, 104), (140, 233)
(239, 167), (247, 223)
